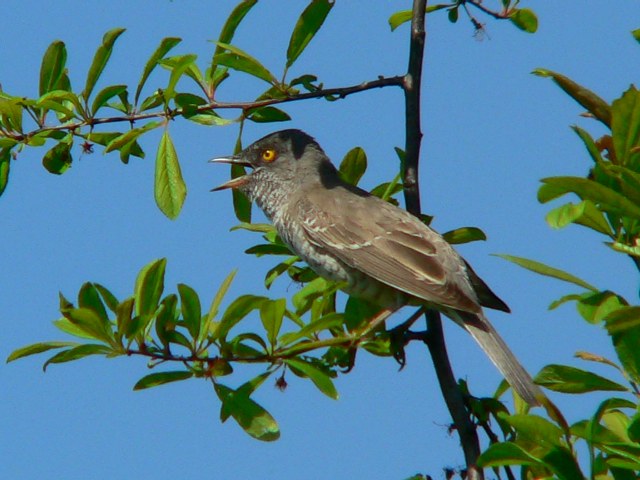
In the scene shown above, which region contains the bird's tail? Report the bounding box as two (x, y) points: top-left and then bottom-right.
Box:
(446, 309), (544, 406)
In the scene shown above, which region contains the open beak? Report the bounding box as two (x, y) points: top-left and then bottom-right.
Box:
(209, 155), (252, 191)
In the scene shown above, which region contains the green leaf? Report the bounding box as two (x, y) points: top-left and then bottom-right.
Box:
(509, 8), (538, 33)
(204, 269), (237, 330)
(211, 0), (258, 69)
(135, 37), (182, 105)
(478, 441), (539, 467)
(632, 29), (640, 44)
(134, 258), (167, 319)
(338, 147), (367, 186)
(628, 413), (640, 443)
(545, 200), (613, 236)
(155, 129), (187, 219)
(0, 148), (10, 196)
(611, 86), (640, 169)
(43, 344), (113, 371)
(90, 84), (127, 116)
(214, 383), (280, 441)
(60, 307), (115, 346)
(42, 142), (73, 175)
(78, 282), (109, 323)
(104, 121), (161, 154)
(605, 306), (640, 333)
(247, 106), (291, 123)
(447, 7), (458, 23)
(82, 28), (126, 102)
(178, 283), (201, 339)
(162, 54), (198, 101)
(571, 125), (604, 164)
(279, 312), (343, 346)
(285, 358), (338, 399)
(213, 42), (277, 85)
(388, 10), (412, 31)
(133, 371), (193, 390)
(155, 294), (178, 348)
(286, 0), (333, 69)
(214, 294), (268, 340)
(231, 164), (252, 222)
(292, 277), (332, 314)
(501, 413), (563, 447)
(540, 446), (586, 480)
(93, 283), (119, 313)
(53, 317), (96, 340)
(7, 341), (77, 363)
(245, 244), (292, 256)
(260, 298), (285, 346)
(605, 321), (640, 384)
(540, 176), (640, 220)
(39, 40), (67, 96)
(496, 254), (597, 291)
(115, 297), (135, 339)
(535, 364), (628, 393)
(442, 227), (486, 245)
(533, 68), (612, 127)
(576, 290), (627, 325)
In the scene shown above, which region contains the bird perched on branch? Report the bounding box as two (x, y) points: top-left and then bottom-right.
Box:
(212, 129), (542, 405)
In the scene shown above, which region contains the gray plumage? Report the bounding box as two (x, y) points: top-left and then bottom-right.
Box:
(212, 129), (542, 405)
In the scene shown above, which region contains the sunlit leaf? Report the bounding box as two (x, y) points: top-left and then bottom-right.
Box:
(7, 341), (77, 363)
(133, 371), (193, 390)
(214, 42), (277, 85)
(82, 28), (126, 102)
(285, 358), (338, 399)
(545, 200), (613, 236)
(162, 54), (198, 101)
(605, 306), (640, 333)
(575, 290), (627, 325)
(135, 37), (182, 105)
(39, 40), (67, 96)
(509, 8), (538, 33)
(43, 344), (113, 371)
(500, 414), (563, 447)
(247, 106), (291, 123)
(533, 68), (611, 126)
(78, 282), (109, 323)
(478, 441), (539, 467)
(214, 294), (268, 340)
(338, 147), (367, 186)
(496, 254), (597, 291)
(443, 227), (486, 245)
(203, 269), (237, 330)
(535, 364), (628, 393)
(606, 320), (640, 384)
(134, 258), (166, 319)
(104, 121), (161, 154)
(611, 86), (640, 169)
(155, 129), (187, 219)
(260, 298), (285, 346)
(214, 383), (280, 441)
(286, 0), (334, 69)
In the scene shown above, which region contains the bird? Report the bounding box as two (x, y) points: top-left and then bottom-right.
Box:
(211, 128), (542, 405)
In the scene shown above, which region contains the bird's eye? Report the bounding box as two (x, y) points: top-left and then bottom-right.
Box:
(261, 148), (277, 162)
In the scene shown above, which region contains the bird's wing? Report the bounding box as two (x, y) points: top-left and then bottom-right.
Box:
(296, 187), (481, 314)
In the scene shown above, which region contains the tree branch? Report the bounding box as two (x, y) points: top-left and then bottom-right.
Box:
(402, 1), (483, 478)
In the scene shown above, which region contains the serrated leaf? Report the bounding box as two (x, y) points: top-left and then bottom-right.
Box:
(43, 344), (113, 371)
(285, 358), (338, 399)
(133, 371), (193, 390)
(509, 8), (538, 33)
(82, 28), (126, 102)
(135, 37), (182, 105)
(7, 341), (77, 363)
(39, 40), (67, 96)
(496, 254), (596, 291)
(338, 147), (367, 186)
(155, 129), (187, 219)
(91, 84), (127, 116)
(533, 68), (611, 127)
(178, 283), (201, 339)
(442, 227), (486, 245)
(214, 383), (280, 441)
(214, 42), (277, 85)
(134, 258), (166, 319)
(286, 0), (333, 69)
(535, 364), (628, 393)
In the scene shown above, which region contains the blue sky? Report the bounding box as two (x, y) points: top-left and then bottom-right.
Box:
(2, 1), (639, 479)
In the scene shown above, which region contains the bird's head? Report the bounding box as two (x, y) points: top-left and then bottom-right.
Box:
(211, 129), (326, 192)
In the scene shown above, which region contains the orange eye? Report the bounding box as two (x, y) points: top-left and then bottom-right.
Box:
(261, 148), (277, 162)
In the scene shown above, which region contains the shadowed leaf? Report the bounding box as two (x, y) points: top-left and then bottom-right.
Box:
(133, 371), (193, 390)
